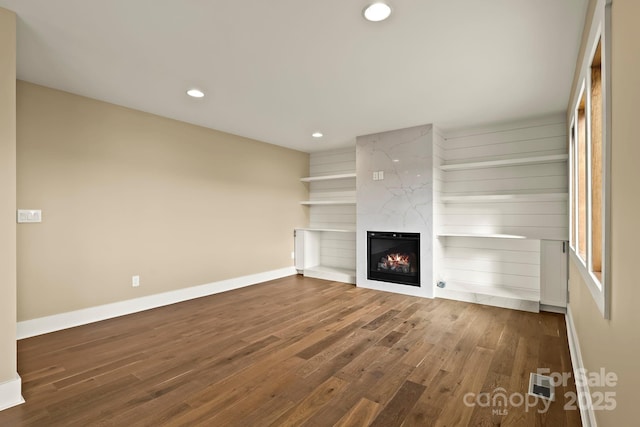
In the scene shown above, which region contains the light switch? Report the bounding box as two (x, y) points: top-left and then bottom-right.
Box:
(17, 209), (42, 223)
(373, 171), (379, 181)
(379, 171), (384, 180)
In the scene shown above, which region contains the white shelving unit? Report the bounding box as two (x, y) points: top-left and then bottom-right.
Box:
(296, 228), (356, 233)
(299, 200), (356, 206)
(300, 173), (356, 182)
(437, 233), (527, 239)
(299, 170), (356, 206)
(296, 148), (356, 284)
(440, 192), (568, 203)
(300, 263), (357, 284)
(440, 154), (568, 171)
(435, 117), (569, 312)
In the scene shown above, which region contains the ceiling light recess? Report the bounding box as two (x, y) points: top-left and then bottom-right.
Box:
(312, 132), (323, 138)
(186, 88), (205, 98)
(363, 2), (392, 22)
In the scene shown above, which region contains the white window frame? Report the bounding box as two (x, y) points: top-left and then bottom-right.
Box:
(569, 117), (576, 252)
(573, 82), (587, 268)
(568, 0), (611, 319)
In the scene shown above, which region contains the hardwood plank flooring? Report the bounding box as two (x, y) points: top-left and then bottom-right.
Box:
(0, 275), (581, 426)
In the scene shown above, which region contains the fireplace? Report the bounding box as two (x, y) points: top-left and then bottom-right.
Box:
(367, 231), (420, 286)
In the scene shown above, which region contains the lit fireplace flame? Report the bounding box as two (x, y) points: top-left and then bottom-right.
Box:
(378, 253), (411, 273)
(386, 253), (410, 267)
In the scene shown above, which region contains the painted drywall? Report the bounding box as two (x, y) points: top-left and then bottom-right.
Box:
(567, 0), (640, 424)
(0, 7), (17, 383)
(16, 81), (309, 321)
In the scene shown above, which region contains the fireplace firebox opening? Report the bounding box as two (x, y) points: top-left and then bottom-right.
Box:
(367, 231), (420, 286)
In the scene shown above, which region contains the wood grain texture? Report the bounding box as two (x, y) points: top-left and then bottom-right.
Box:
(0, 275), (580, 426)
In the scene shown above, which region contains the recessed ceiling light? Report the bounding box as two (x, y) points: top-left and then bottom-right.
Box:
(312, 132), (323, 138)
(186, 88), (205, 98)
(392, 159), (400, 162)
(363, 3), (392, 22)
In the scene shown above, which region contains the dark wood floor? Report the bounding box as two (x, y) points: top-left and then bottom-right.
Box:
(0, 275), (581, 426)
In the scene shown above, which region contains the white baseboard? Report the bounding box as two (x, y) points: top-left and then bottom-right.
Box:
(566, 304), (597, 427)
(17, 267), (297, 339)
(0, 374), (24, 412)
(435, 288), (540, 313)
(304, 266), (356, 284)
(540, 303), (567, 314)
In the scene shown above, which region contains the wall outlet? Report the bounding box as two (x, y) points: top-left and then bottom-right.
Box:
(132, 275), (140, 287)
(290, 251), (295, 260)
(17, 209), (42, 223)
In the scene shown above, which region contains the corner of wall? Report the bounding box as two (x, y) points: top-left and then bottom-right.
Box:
(0, 374), (24, 412)
(565, 303), (597, 427)
(0, 6), (19, 411)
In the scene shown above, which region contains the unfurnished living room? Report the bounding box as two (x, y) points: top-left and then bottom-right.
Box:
(0, 1), (638, 426)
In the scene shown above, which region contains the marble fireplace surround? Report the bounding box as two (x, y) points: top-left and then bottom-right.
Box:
(356, 124), (434, 298)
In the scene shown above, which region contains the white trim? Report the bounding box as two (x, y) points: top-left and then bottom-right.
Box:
(295, 228), (355, 233)
(437, 233), (527, 239)
(440, 154), (568, 171)
(300, 173), (356, 182)
(566, 0), (611, 319)
(570, 251), (605, 318)
(0, 374), (24, 412)
(569, 117), (575, 251)
(303, 265), (356, 284)
(299, 200), (356, 205)
(566, 305), (597, 427)
(539, 304), (567, 314)
(601, 0), (612, 320)
(440, 192), (568, 203)
(359, 280), (433, 300)
(435, 288), (539, 313)
(17, 267), (297, 339)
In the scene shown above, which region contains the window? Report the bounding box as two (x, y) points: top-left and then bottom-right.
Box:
(568, 0), (611, 319)
(576, 92), (587, 263)
(569, 123), (576, 250)
(590, 41), (603, 281)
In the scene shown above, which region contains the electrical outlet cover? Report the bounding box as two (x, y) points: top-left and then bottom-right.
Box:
(17, 209), (42, 223)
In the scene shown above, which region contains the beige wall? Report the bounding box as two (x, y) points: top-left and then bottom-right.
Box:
(0, 7), (17, 382)
(16, 81), (309, 320)
(567, 0), (640, 425)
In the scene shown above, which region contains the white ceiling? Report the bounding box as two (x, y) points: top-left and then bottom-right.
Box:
(1, 0), (588, 153)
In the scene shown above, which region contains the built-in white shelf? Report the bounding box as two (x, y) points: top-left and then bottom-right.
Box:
(436, 284), (540, 312)
(435, 119), (569, 312)
(440, 192), (568, 203)
(300, 200), (356, 206)
(440, 154), (568, 171)
(296, 148), (357, 285)
(437, 233), (528, 239)
(440, 281), (540, 301)
(296, 228), (356, 233)
(303, 265), (356, 284)
(300, 173), (356, 182)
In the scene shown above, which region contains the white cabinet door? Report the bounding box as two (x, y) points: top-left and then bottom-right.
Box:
(540, 240), (568, 307)
(294, 229), (321, 272)
(294, 230), (305, 272)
